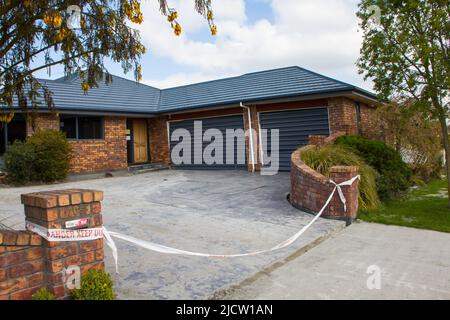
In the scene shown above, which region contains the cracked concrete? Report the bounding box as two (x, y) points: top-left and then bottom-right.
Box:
(223, 222), (450, 300)
(0, 170), (344, 299)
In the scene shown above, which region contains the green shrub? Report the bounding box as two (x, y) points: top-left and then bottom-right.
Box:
(71, 269), (115, 300)
(335, 135), (412, 199)
(367, 102), (442, 183)
(32, 288), (56, 300)
(300, 145), (381, 210)
(4, 140), (36, 184)
(27, 129), (72, 182)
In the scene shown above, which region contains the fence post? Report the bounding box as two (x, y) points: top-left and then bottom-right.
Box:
(21, 189), (105, 299)
(328, 166), (359, 225)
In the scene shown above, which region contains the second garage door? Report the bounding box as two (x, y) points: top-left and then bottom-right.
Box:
(259, 107), (330, 171)
(169, 114), (247, 170)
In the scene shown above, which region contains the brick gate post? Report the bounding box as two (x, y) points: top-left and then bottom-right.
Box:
(21, 189), (105, 299)
(327, 166), (359, 224)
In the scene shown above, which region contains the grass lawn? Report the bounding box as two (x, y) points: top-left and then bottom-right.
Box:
(358, 179), (450, 233)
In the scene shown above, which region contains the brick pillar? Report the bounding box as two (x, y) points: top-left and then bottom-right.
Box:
(148, 116), (171, 167)
(308, 135), (327, 146)
(327, 97), (358, 135)
(326, 166), (359, 224)
(21, 189), (105, 299)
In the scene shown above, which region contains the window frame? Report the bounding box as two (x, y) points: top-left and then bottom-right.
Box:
(60, 115), (105, 140)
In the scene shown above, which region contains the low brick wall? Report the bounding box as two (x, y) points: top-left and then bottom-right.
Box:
(290, 133), (359, 223)
(0, 232), (45, 300)
(0, 189), (105, 300)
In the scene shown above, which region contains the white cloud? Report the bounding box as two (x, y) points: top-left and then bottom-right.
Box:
(142, 72), (221, 89)
(139, 0), (372, 90)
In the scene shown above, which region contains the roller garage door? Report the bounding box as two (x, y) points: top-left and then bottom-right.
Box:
(259, 107), (330, 171)
(169, 114), (247, 170)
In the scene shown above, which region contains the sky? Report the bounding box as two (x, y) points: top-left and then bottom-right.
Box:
(36, 0), (373, 91)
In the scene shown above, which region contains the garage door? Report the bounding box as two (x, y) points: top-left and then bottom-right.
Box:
(169, 115), (247, 170)
(259, 108), (330, 171)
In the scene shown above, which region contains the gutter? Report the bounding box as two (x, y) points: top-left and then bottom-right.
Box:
(2, 108), (158, 118)
(240, 102), (255, 172)
(3, 89), (380, 116)
(161, 89), (379, 115)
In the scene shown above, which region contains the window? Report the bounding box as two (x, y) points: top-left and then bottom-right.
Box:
(60, 116), (76, 139)
(78, 117), (103, 139)
(60, 115), (104, 139)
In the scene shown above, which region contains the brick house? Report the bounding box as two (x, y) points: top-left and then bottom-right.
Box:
(0, 66), (378, 174)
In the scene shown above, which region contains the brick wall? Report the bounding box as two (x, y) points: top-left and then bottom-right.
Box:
(0, 232), (44, 300)
(26, 113), (59, 136)
(0, 189), (105, 300)
(327, 97), (358, 135)
(327, 98), (378, 137)
(359, 103), (378, 139)
(290, 133), (360, 223)
(29, 114), (128, 173)
(148, 116), (170, 166)
(25, 95), (377, 174)
(69, 117), (128, 173)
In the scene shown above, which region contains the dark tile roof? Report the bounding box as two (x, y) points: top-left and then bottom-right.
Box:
(5, 66), (377, 114)
(40, 75), (161, 113)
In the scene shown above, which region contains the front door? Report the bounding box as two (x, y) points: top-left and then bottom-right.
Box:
(132, 119), (148, 163)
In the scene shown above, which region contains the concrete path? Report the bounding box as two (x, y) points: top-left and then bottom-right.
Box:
(222, 222), (450, 300)
(0, 170), (344, 299)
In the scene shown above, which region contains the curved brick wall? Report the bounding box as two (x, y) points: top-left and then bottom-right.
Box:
(290, 133), (360, 223)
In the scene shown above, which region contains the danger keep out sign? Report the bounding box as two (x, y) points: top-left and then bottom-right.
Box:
(26, 221), (104, 242)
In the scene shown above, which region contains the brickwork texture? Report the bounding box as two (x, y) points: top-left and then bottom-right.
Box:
(290, 133), (360, 222)
(26, 96), (376, 174)
(0, 189), (105, 300)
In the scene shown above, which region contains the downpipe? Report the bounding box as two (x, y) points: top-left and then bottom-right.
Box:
(240, 102), (255, 173)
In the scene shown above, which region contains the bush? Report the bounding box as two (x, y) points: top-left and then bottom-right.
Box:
(4, 129), (71, 184)
(4, 140), (36, 184)
(71, 269), (115, 300)
(300, 145), (381, 210)
(335, 135), (412, 199)
(32, 288), (56, 300)
(27, 129), (72, 182)
(411, 153), (444, 183)
(365, 102), (443, 182)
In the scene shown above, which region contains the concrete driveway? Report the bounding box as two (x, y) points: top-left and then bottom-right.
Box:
(0, 170), (344, 299)
(222, 222), (450, 300)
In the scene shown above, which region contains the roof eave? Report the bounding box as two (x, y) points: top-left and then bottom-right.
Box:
(161, 89), (380, 115)
(2, 107), (158, 118)
(246, 90), (379, 107)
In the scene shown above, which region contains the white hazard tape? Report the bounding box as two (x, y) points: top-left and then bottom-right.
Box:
(26, 175), (360, 274)
(26, 221), (104, 241)
(103, 175), (360, 273)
